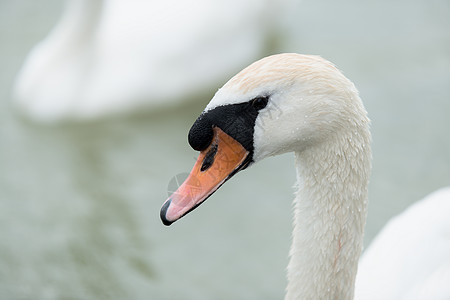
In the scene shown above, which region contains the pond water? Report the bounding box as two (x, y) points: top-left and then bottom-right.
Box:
(1, 0), (449, 299)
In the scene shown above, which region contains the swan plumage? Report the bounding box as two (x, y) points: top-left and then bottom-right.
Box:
(160, 53), (450, 299)
(355, 187), (450, 300)
(13, 0), (292, 122)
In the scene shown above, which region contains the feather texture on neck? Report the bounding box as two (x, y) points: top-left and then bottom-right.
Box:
(287, 118), (371, 299)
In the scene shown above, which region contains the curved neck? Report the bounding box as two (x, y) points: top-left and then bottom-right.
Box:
(286, 129), (371, 300)
(52, 0), (104, 43)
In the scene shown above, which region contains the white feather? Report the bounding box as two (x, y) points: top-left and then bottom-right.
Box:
(355, 187), (450, 300)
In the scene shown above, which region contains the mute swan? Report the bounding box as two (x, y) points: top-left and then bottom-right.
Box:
(13, 0), (291, 122)
(159, 53), (450, 299)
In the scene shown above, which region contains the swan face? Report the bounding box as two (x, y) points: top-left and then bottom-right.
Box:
(160, 53), (364, 225)
(207, 53), (363, 161)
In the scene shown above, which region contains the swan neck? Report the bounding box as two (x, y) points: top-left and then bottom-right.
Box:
(286, 131), (371, 300)
(56, 0), (104, 41)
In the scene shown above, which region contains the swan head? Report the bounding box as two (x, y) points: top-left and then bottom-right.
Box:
(160, 53), (369, 225)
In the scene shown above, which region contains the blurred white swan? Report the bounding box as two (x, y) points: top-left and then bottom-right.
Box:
(13, 0), (294, 122)
(355, 187), (450, 300)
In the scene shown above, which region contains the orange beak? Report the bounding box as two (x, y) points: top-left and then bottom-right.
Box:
(160, 127), (249, 225)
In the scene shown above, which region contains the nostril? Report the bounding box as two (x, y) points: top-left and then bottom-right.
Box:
(200, 143), (218, 172)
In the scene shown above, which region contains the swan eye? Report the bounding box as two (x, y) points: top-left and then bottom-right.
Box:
(251, 96), (269, 110)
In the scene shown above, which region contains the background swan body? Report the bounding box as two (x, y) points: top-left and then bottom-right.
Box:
(13, 0), (292, 122)
(355, 187), (450, 300)
(160, 53), (450, 299)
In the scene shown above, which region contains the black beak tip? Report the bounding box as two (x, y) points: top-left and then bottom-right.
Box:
(160, 199), (174, 226)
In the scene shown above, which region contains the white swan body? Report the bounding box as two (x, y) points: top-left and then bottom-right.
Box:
(355, 187), (450, 300)
(14, 0), (291, 122)
(160, 53), (450, 299)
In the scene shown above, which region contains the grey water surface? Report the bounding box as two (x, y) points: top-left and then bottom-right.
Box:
(1, 0), (449, 299)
